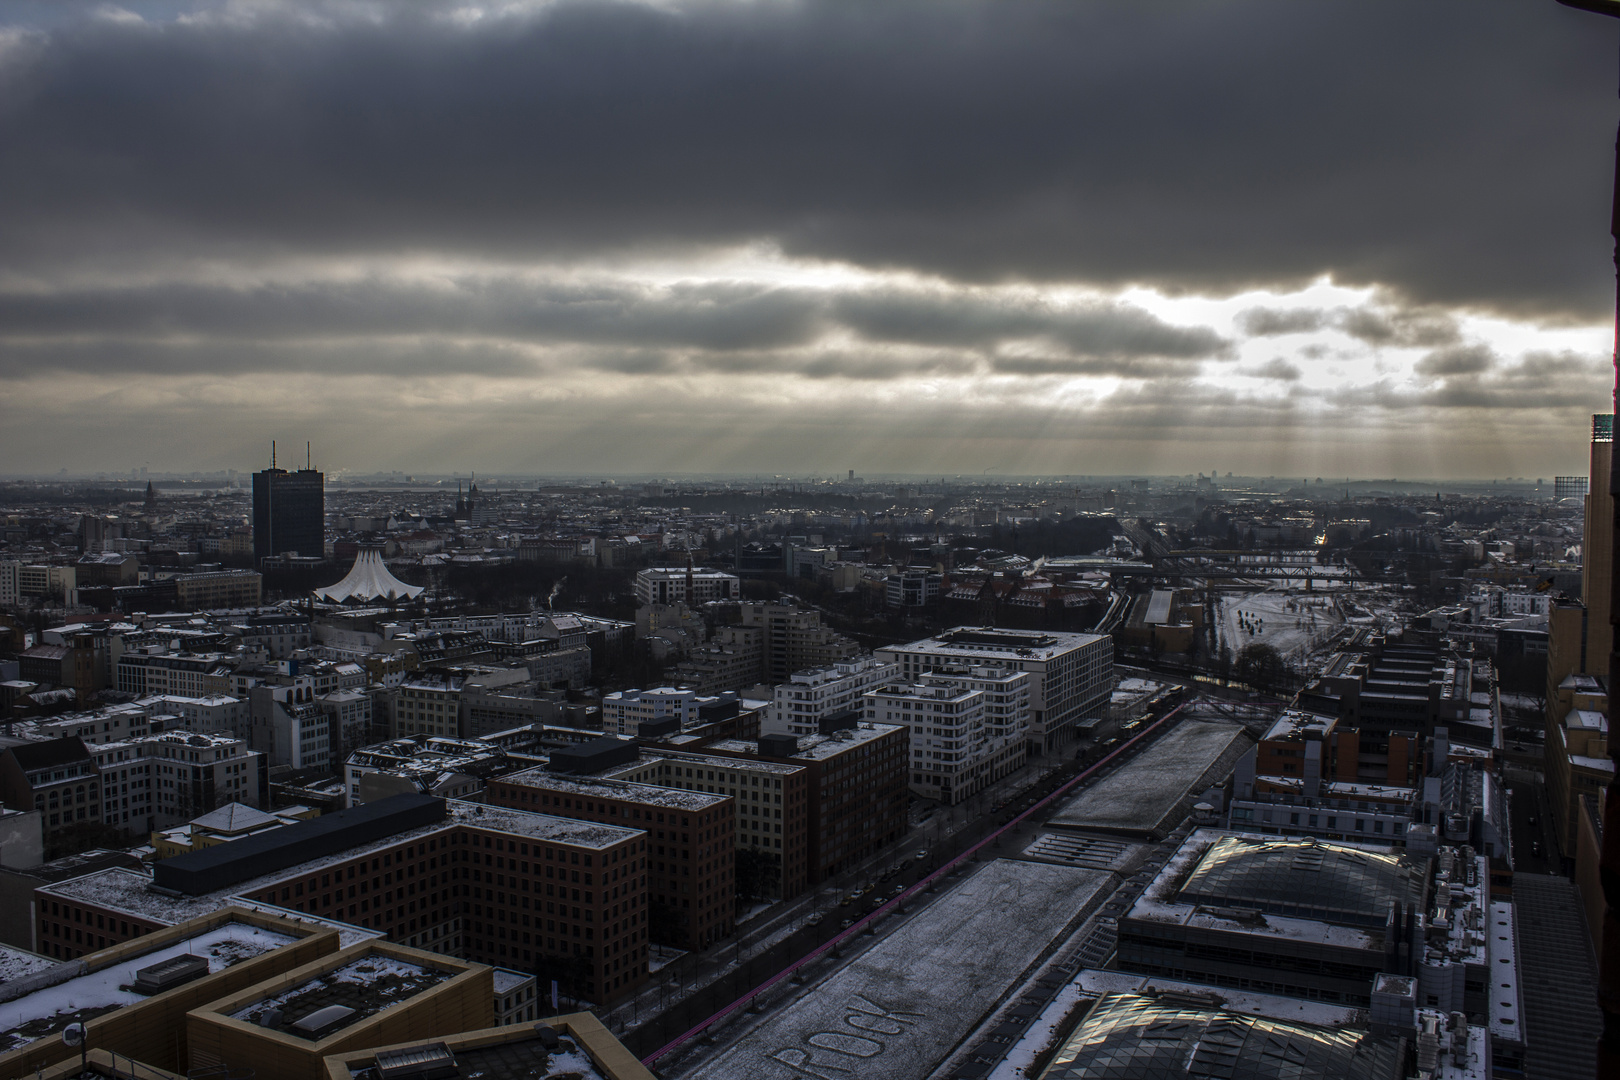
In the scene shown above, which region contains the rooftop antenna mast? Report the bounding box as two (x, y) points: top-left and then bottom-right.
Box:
(272, 440), (276, 469)
(306, 441), (311, 470)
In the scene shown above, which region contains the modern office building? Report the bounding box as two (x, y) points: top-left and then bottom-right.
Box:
(252, 450), (325, 564)
(485, 768), (734, 950)
(879, 626), (1112, 754)
(864, 665), (1030, 804)
(1584, 412), (1613, 672)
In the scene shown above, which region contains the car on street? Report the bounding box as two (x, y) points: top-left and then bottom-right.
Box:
(839, 918), (854, 930)
(807, 913), (824, 927)
(891, 884), (906, 896)
(915, 849), (929, 860)
(840, 892), (858, 906)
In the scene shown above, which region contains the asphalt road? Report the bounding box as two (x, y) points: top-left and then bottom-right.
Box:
(1507, 777), (1562, 875)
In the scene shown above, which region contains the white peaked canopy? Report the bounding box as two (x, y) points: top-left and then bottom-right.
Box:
(317, 546), (425, 603)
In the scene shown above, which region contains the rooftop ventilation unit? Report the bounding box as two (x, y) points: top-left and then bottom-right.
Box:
(132, 953), (210, 994)
(291, 1004), (357, 1039)
(374, 1042), (459, 1080)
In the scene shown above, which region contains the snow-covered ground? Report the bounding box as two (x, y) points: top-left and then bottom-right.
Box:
(1218, 589), (1343, 661)
(680, 860), (1112, 1080)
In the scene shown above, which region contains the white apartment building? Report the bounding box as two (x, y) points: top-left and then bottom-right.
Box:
(139, 694), (249, 742)
(116, 650), (232, 698)
(602, 687), (704, 735)
(320, 688), (373, 757)
(16, 564), (75, 601)
(248, 681), (331, 771)
(89, 729), (263, 837)
(634, 567), (741, 606)
(764, 657), (899, 737)
(878, 626), (1113, 754)
(389, 676), (466, 739)
(864, 666), (1030, 804)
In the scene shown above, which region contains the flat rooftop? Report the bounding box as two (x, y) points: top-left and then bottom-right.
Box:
(1047, 720), (1251, 838)
(689, 859), (1112, 1080)
(704, 721), (903, 761)
(1261, 709), (1336, 742)
(606, 750), (802, 778)
(229, 953), (445, 1040)
(0, 945), (54, 987)
(890, 626), (1106, 660)
(496, 767), (728, 811)
(43, 801), (642, 925)
(0, 921), (297, 1052)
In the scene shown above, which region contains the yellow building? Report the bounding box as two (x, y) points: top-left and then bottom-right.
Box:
(151, 801), (320, 859)
(321, 1011), (657, 1080)
(1547, 676), (1612, 858)
(186, 940), (493, 1080)
(0, 906), (338, 1079)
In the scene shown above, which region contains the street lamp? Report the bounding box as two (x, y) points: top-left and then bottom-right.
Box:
(1552, 4), (1620, 1077)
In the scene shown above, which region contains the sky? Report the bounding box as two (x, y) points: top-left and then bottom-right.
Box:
(0, 0), (1616, 481)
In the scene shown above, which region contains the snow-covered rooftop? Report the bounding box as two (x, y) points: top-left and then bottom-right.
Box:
(497, 766), (729, 811)
(1047, 720), (1250, 837)
(0, 922), (296, 1052)
(228, 953), (444, 1039)
(0, 946), (54, 987)
(688, 859), (1112, 1080)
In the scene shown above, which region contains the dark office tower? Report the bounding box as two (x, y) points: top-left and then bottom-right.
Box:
(252, 442), (325, 564)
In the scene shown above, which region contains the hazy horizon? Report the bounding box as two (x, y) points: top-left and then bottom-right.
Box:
(0, 1), (1615, 480)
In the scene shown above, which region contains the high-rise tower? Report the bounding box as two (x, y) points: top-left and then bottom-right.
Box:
(1584, 413), (1614, 670)
(252, 441), (325, 564)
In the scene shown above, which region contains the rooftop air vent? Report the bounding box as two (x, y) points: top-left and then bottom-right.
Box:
(291, 1004), (357, 1039)
(374, 1042), (459, 1080)
(132, 953), (209, 994)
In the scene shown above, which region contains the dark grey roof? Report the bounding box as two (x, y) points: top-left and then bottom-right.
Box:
(1177, 835), (1428, 928)
(152, 793), (446, 896)
(7, 737), (93, 771)
(1038, 994), (1404, 1080)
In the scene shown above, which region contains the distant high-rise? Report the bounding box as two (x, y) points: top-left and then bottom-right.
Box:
(1584, 413), (1613, 671)
(252, 441), (325, 564)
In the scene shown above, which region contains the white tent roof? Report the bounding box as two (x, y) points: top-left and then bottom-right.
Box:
(317, 546), (425, 604)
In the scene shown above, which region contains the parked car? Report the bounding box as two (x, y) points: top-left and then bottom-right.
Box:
(839, 918), (854, 930)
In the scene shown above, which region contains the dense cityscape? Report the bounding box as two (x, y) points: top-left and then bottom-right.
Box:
(3, 1), (1618, 1079)
(0, 442), (1600, 1080)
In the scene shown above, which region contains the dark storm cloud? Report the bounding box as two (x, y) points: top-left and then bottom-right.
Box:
(1245, 358), (1302, 381)
(0, 336), (539, 379)
(1339, 305), (1463, 349)
(0, 277), (1224, 376)
(1413, 344), (1497, 379)
(989, 355), (1207, 379)
(833, 291), (1227, 358)
(1237, 308), (1327, 337)
(0, 279), (825, 353)
(0, 0), (1612, 318)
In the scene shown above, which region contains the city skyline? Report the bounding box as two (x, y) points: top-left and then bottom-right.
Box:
(0, 0), (1615, 480)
